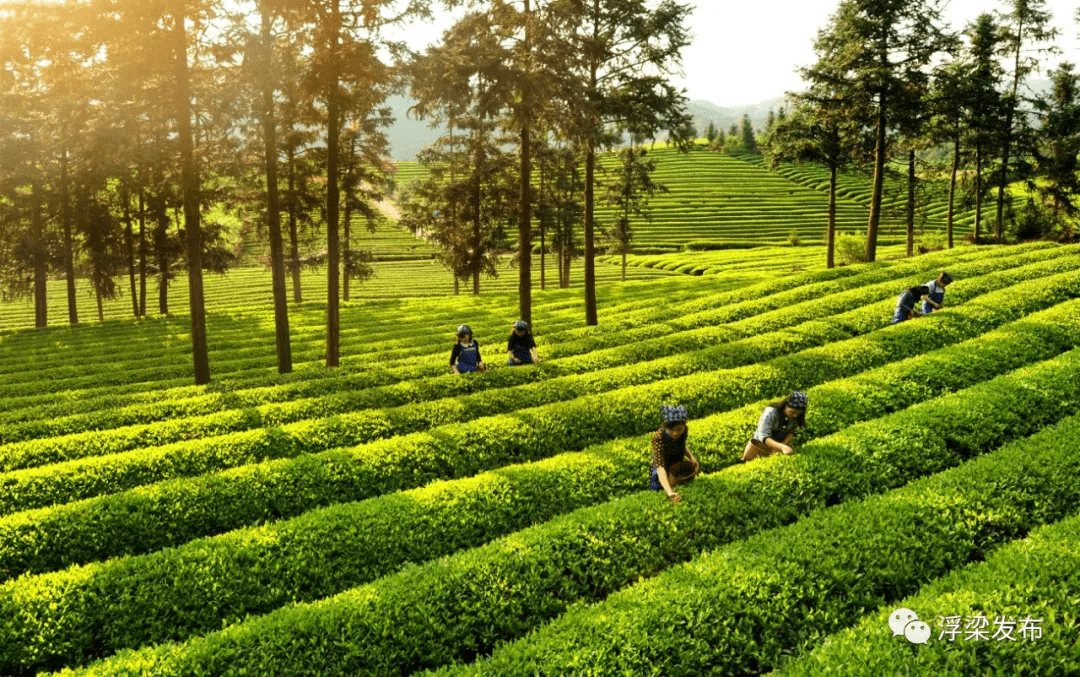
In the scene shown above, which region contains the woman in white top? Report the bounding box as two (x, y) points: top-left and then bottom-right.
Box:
(742, 390), (808, 462)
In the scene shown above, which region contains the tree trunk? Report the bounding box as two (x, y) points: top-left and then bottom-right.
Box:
(827, 163), (837, 269)
(621, 251), (626, 282)
(154, 192), (169, 315)
(95, 278), (104, 323)
(472, 165), (481, 296)
(174, 8), (211, 385)
(906, 149), (915, 257)
(60, 148), (78, 325)
(539, 164), (546, 292)
(975, 140), (983, 243)
(472, 116), (483, 297)
(946, 133), (959, 249)
(138, 191), (147, 316)
(260, 0), (293, 374)
(583, 26), (598, 325)
(995, 16), (1023, 244)
(864, 88), (887, 263)
(31, 173), (48, 328)
(343, 186), (351, 302)
(286, 148), (302, 303)
(325, 0), (341, 368)
(124, 189), (138, 316)
(517, 0), (533, 326)
(556, 242), (564, 289)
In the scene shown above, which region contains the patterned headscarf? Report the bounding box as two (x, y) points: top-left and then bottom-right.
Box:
(456, 324), (472, 337)
(661, 404), (689, 424)
(940, 272), (954, 285)
(513, 320), (528, 331)
(786, 391), (809, 410)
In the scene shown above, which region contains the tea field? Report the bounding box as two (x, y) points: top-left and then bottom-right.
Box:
(394, 145), (970, 252)
(0, 241), (1078, 676)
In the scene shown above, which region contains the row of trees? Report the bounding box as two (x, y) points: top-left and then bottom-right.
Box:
(0, 0), (694, 385)
(397, 0), (693, 324)
(0, 0), (432, 382)
(768, 0), (1080, 267)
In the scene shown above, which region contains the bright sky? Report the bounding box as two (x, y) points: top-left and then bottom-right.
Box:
(389, 0), (1080, 107)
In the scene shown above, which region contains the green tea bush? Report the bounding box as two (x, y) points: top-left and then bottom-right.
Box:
(3, 298), (1080, 673)
(774, 512), (1080, 676)
(836, 232), (867, 264)
(43, 352), (1080, 677)
(438, 409), (1080, 676)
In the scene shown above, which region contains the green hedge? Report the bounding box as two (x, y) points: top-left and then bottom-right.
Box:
(435, 411), (1080, 676)
(3, 261), (1078, 519)
(774, 514), (1080, 676)
(2, 237), (1037, 409)
(1, 268), (1077, 581)
(2, 246), (1073, 482)
(6, 297), (1080, 671)
(45, 348), (1080, 677)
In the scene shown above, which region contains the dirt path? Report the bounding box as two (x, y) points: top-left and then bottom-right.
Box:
(372, 195), (402, 221)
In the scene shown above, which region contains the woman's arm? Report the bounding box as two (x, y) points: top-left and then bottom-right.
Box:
(656, 466), (681, 502)
(530, 346), (538, 363)
(780, 432), (795, 455)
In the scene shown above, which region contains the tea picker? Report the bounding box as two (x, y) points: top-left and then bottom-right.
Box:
(649, 404), (699, 503)
(742, 391), (808, 462)
(506, 320), (539, 366)
(450, 324), (488, 374)
(920, 271), (953, 314)
(891, 285), (931, 325)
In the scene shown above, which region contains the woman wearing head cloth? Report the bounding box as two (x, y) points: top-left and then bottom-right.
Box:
(506, 320), (539, 365)
(649, 404), (699, 503)
(891, 285), (932, 325)
(920, 271), (953, 315)
(450, 324), (487, 375)
(742, 391), (808, 462)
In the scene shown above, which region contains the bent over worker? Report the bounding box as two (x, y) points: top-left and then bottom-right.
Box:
(649, 404), (700, 503)
(742, 390), (808, 462)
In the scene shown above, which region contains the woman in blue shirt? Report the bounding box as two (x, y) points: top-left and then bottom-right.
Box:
(891, 285), (931, 325)
(450, 325), (488, 374)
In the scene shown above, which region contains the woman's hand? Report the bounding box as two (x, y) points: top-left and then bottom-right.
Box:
(780, 444), (795, 455)
(666, 491), (682, 503)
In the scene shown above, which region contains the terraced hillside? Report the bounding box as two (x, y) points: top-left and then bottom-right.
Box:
(736, 152), (976, 238)
(393, 146), (932, 252)
(0, 241), (1077, 676)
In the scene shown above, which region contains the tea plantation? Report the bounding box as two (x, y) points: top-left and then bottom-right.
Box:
(0, 240), (1078, 676)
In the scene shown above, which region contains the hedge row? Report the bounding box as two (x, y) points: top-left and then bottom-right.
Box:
(436, 404), (1080, 676)
(774, 513), (1080, 676)
(2, 280), (1080, 583)
(0, 261), (822, 403)
(2, 234), (1007, 397)
(4, 296), (1080, 672)
(2, 246), (1072, 469)
(0, 240), (1032, 416)
(48, 347), (1080, 677)
(0, 284), (660, 395)
(4, 262), (1078, 518)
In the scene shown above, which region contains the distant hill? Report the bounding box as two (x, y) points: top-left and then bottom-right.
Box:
(383, 94), (790, 162)
(683, 97), (790, 139)
(382, 77), (1057, 161)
